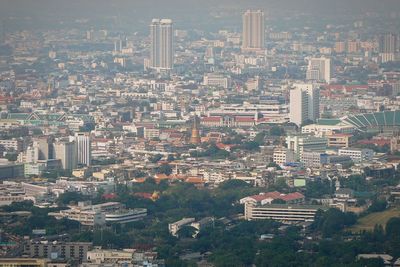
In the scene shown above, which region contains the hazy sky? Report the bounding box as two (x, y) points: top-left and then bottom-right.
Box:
(0, 0), (399, 32)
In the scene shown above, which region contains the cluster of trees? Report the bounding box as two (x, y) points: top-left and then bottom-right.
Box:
(5, 177), (400, 266)
(305, 180), (333, 198)
(1, 201), (80, 236)
(189, 144), (230, 159)
(312, 208), (357, 237)
(156, 163), (173, 175)
(57, 191), (91, 206)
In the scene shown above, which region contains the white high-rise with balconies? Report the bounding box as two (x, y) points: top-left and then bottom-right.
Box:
(150, 19), (173, 71)
(242, 10), (265, 52)
(306, 57), (331, 84)
(289, 83), (320, 126)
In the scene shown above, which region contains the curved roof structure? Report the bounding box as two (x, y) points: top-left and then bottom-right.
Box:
(342, 110), (400, 129)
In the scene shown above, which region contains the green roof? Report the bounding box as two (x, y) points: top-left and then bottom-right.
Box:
(317, 119), (342, 126)
(37, 114), (64, 121)
(7, 113), (30, 120)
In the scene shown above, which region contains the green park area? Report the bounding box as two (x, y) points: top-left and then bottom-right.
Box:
(350, 207), (400, 232)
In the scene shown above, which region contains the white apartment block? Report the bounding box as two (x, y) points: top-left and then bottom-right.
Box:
(286, 135), (327, 161)
(289, 83), (320, 126)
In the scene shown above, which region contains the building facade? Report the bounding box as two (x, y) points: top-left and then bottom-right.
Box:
(74, 132), (91, 166)
(306, 57), (331, 83)
(150, 19), (173, 71)
(242, 10), (265, 52)
(289, 83), (320, 126)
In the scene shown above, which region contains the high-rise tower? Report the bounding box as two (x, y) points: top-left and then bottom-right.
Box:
(289, 83), (320, 126)
(242, 10), (265, 52)
(379, 33), (398, 63)
(74, 132), (91, 166)
(54, 140), (77, 170)
(150, 19), (173, 71)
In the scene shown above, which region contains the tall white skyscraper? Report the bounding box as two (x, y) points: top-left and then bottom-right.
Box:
(150, 19), (173, 71)
(242, 10), (265, 52)
(74, 132), (91, 166)
(306, 57), (331, 84)
(54, 140), (77, 170)
(289, 83), (320, 126)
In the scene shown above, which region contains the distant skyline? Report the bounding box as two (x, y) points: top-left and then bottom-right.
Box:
(0, 0), (400, 32)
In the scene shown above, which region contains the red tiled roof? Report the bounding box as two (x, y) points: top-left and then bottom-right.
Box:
(358, 139), (390, 147)
(235, 117), (255, 122)
(202, 116), (221, 122)
(102, 193), (117, 200)
(185, 177), (204, 184)
(280, 192), (305, 202)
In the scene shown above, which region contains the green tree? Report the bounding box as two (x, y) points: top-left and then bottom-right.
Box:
(150, 154), (163, 163)
(5, 153), (18, 162)
(254, 131), (267, 145)
(157, 163), (173, 176)
(270, 126), (285, 136)
(267, 162), (282, 170)
(176, 225), (198, 238)
(386, 217), (400, 257)
(367, 199), (387, 212)
(57, 192), (89, 206)
(313, 208), (357, 237)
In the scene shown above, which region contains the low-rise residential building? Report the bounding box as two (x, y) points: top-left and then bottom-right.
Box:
(338, 148), (374, 163)
(273, 147), (296, 166)
(23, 240), (92, 264)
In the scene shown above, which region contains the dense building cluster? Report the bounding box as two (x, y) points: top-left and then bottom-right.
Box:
(1, 2), (400, 267)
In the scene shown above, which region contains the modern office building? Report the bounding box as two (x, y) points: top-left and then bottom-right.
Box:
(53, 140), (77, 170)
(244, 203), (327, 222)
(286, 134), (327, 161)
(289, 83), (320, 126)
(306, 57), (331, 83)
(150, 18), (173, 71)
(242, 10), (265, 52)
(74, 132), (91, 166)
